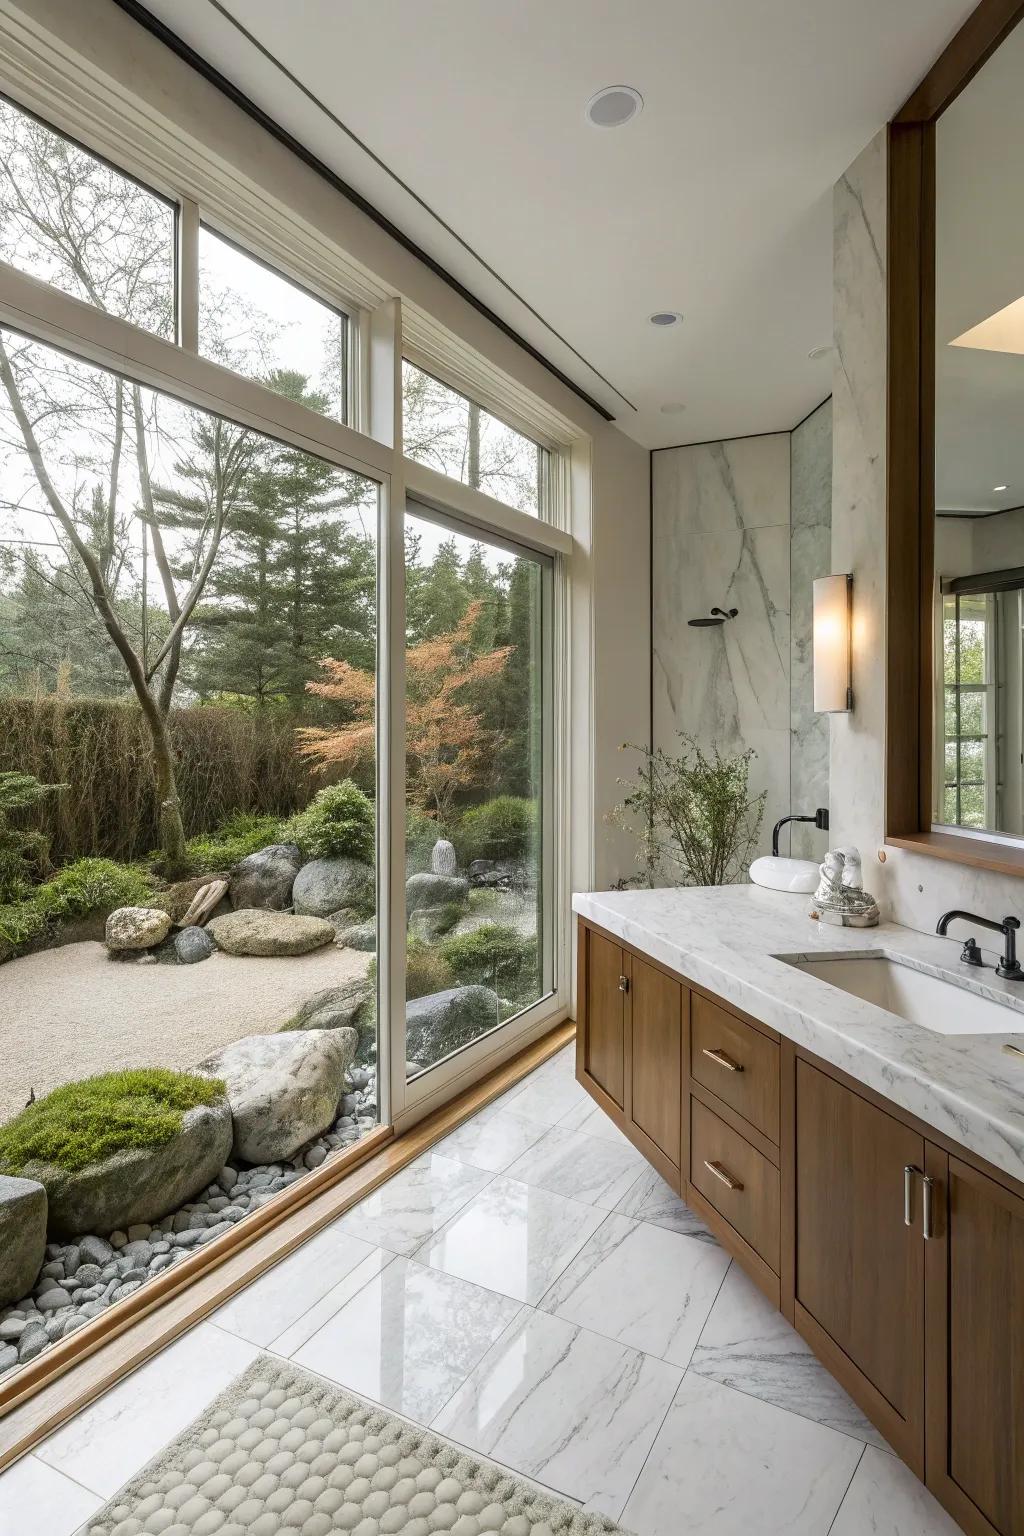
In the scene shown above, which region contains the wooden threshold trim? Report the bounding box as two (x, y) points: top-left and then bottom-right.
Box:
(886, 830), (1024, 880)
(0, 1018), (575, 1470)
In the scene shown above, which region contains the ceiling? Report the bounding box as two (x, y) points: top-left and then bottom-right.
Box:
(135, 0), (975, 449)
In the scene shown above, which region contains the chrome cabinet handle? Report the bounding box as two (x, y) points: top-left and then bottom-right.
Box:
(618, 974), (629, 993)
(702, 1047), (743, 1073)
(922, 1174), (935, 1240)
(904, 1164), (916, 1227)
(703, 1159), (744, 1192)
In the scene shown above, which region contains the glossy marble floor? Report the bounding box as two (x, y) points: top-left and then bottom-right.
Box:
(0, 1045), (965, 1536)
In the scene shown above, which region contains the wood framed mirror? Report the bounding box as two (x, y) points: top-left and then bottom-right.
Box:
(887, 0), (1024, 879)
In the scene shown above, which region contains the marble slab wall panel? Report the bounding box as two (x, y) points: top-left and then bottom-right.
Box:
(653, 434), (791, 865)
(830, 132), (1024, 935)
(790, 398), (833, 858)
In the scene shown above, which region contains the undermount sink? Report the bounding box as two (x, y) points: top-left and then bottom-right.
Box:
(783, 955), (1024, 1036)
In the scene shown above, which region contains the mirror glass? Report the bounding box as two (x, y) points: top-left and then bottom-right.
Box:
(934, 21), (1024, 837)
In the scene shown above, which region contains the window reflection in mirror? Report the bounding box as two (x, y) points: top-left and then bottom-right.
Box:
(934, 22), (1024, 838)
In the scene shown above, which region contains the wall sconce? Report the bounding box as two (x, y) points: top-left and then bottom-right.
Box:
(813, 573), (853, 712)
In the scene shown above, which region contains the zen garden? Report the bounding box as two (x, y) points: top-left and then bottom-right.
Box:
(0, 100), (544, 1378)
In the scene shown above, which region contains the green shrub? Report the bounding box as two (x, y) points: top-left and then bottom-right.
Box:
(0, 770), (65, 903)
(440, 923), (538, 999)
(365, 937), (453, 1001)
(406, 808), (445, 875)
(181, 811), (285, 874)
(35, 857), (153, 919)
(284, 782), (374, 862)
(0, 1068), (225, 1174)
(455, 796), (537, 866)
(0, 899), (49, 960)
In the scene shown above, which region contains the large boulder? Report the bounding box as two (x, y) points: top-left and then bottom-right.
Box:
(23, 1101), (233, 1240)
(293, 858), (375, 919)
(288, 980), (373, 1033)
(174, 925), (216, 964)
(229, 843), (302, 912)
(405, 872), (469, 913)
(335, 917), (377, 952)
(105, 906), (172, 951)
(207, 909), (335, 957)
(405, 985), (499, 1064)
(0, 1176), (47, 1308)
(197, 1030), (357, 1164)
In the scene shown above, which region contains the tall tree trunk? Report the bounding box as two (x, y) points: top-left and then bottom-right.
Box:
(467, 401), (481, 490)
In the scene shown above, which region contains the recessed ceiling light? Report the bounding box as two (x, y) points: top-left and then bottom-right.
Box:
(649, 311), (683, 327)
(585, 85), (643, 128)
(660, 402), (687, 414)
(808, 344), (833, 360)
(994, 484), (1008, 492)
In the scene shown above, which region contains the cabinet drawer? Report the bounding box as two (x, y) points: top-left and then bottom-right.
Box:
(691, 1098), (780, 1272)
(691, 994), (780, 1142)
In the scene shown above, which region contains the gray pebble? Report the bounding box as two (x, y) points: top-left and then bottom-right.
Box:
(78, 1235), (114, 1266)
(151, 1241), (171, 1255)
(109, 1230), (127, 1249)
(18, 1325), (48, 1362)
(110, 1281), (142, 1302)
(120, 1240), (153, 1266)
(198, 1222), (233, 1244)
(36, 1287), (72, 1312)
(206, 1195), (229, 1213)
(172, 1229), (204, 1249)
(149, 1254), (174, 1275)
(79, 1301), (108, 1319)
(217, 1166), (238, 1192)
(75, 1264), (102, 1288)
(63, 1245), (81, 1277)
(120, 1268), (148, 1285)
(0, 1318), (26, 1341)
(0, 1345), (17, 1373)
(126, 1224), (151, 1243)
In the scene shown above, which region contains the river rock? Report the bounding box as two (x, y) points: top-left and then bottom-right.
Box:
(405, 872), (469, 913)
(104, 906), (172, 951)
(405, 985), (499, 1063)
(292, 857), (375, 919)
(173, 926), (215, 964)
(0, 1176), (47, 1309)
(207, 909), (334, 957)
(21, 1100), (233, 1239)
(228, 843), (302, 911)
(197, 1030), (357, 1163)
(289, 981), (372, 1033)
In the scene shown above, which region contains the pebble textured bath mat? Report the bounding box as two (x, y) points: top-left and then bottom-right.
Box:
(84, 1355), (626, 1535)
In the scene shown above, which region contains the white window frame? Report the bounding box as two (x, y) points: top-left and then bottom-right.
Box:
(0, 72), (580, 1137)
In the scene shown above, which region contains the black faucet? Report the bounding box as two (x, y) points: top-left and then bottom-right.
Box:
(936, 909), (1023, 980)
(771, 807), (829, 857)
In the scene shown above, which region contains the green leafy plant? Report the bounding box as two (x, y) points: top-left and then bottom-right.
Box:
(366, 937), (454, 1002)
(180, 811), (284, 875)
(406, 807), (447, 875)
(440, 922), (538, 1000)
(455, 796), (537, 866)
(0, 1068), (225, 1175)
(612, 735), (766, 888)
(284, 781), (375, 863)
(34, 857), (153, 919)
(0, 770), (65, 902)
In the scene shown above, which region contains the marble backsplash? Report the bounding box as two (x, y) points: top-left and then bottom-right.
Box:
(652, 412), (832, 868)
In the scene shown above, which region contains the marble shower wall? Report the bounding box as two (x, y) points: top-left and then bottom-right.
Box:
(790, 399), (833, 858)
(652, 434), (793, 861)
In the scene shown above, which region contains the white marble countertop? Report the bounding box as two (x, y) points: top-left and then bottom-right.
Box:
(572, 885), (1024, 1186)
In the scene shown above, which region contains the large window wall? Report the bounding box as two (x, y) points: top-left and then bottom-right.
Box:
(0, 85), (572, 1388)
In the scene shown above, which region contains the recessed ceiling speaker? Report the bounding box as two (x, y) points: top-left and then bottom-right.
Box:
(585, 85), (644, 128)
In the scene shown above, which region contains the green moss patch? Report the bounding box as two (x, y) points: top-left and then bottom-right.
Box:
(0, 1068), (225, 1175)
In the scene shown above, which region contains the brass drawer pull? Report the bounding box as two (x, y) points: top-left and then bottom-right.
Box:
(703, 1159), (744, 1192)
(702, 1046), (743, 1073)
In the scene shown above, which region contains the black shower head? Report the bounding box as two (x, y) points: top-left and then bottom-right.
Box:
(687, 607), (738, 628)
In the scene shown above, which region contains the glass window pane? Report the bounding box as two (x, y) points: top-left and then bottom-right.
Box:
(956, 604), (987, 684)
(402, 361), (549, 516)
(0, 96), (174, 337)
(959, 739), (985, 781)
(199, 226), (348, 422)
(943, 741), (958, 783)
(403, 507), (546, 1077)
(959, 783), (986, 827)
(958, 689), (986, 736)
(0, 327), (380, 1367)
(942, 787), (958, 824)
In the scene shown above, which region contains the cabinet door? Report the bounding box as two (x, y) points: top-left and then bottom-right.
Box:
(578, 926), (626, 1109)
(926, 1152), (1024, 1535)
(628, 955), (683, 1179)
(793, 1060), (926, 1471)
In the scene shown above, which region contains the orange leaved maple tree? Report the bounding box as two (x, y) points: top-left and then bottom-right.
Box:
(298, 601), (511, 823)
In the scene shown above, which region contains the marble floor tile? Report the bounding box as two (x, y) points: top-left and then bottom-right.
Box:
(333, 1151), (493, 1255)
(292, 1256), (522, 1423)
(504, 1125), (646, 1210)
(0, 1453), (103, 1536)
(689, 1262), (887, 1446)
(621, 1372), (864, 1536)
(268, 1248), (393, 1356)
(433, 1307), (681, 1520)
(557, 1099), (636, 1147)
(432, 1106), (548, 1172)
(415, 1173), (607, 1303)
(830, 1446), (965, 1535)
(35, 1322), (260, 1498)
(499, 1059), (592, 1124)
(539, 1213), (730, 1367)
(213, 1226), (384, 1347)
(615, 1165), (718, 1242)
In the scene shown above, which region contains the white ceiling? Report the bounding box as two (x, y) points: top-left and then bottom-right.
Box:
(137, 0), (975, 448)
